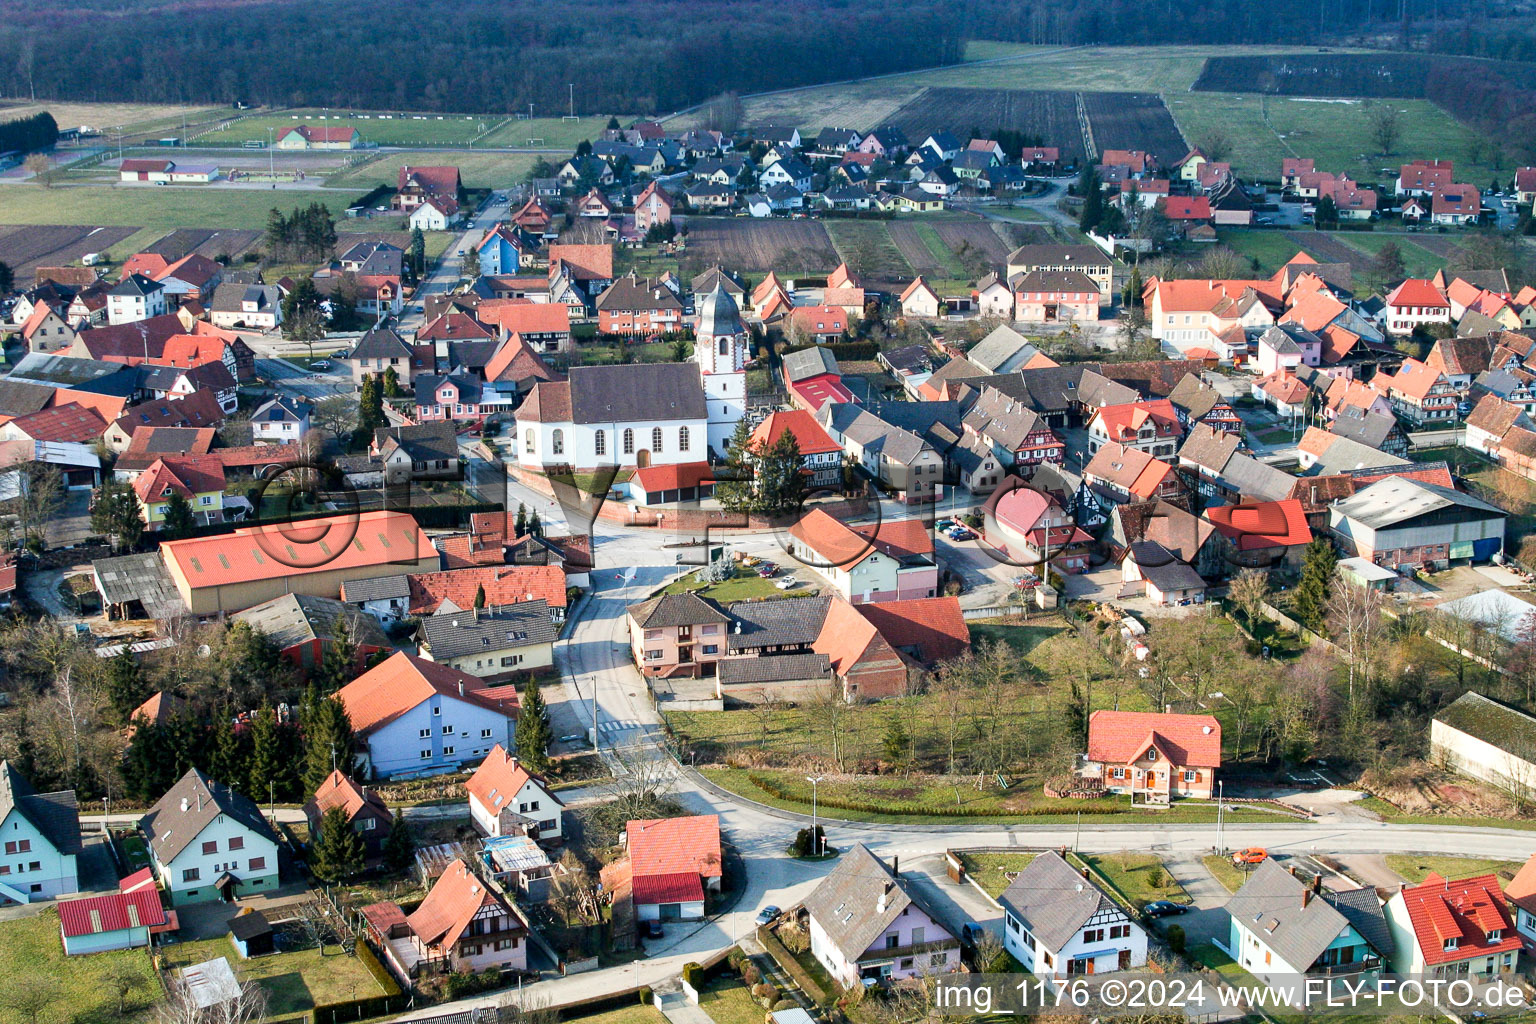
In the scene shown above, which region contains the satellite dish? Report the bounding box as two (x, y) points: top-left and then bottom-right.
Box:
(197, 644), (211, 658)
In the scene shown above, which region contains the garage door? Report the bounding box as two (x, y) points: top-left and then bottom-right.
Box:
(660, 903), (683, 921)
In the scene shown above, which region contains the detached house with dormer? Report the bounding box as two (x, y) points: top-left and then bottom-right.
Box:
(465, 744), (563, 843)
(1001, 850), (1147, 980)
(140, 768), (280, 906)
(0, 761), (80, 903)
(1227, 860), (1394, 1005)
(805, 844), (961, 987)
(1083, 710), (1221, 800)
(1385, 873), (1520, 979)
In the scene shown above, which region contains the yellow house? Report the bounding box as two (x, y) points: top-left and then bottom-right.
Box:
(417, 601), (558, 683)
(132, 457), (225, 530)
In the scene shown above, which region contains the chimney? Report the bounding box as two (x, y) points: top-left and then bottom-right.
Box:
(1313, 874), (1323, 894)
(1302, 889), (1313, 909)
(1082, 867), (1090, 880)
(1289, 865), (1297, 877)
(892, 856), (898, 876)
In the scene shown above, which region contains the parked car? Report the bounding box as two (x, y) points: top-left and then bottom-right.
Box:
(643, 920), (664, 940)
(1232, 847), (1269, 866)
(757, 567), (777, 578)
(1143, 900), (1190, 917)
(754, 905), (781, 927)
(776, 577), (798, 590)
(311, 359), (331, 371)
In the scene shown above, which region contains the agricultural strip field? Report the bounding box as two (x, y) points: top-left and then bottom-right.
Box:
(824, 219), (908, 278)
(0, 224), (139, 287)
(1166, 93), (1502, 185)
(1080, 92), (1186, 164)
(1214, 227), (1449, 279)
(0, 185), (370, 230)
(886, 88), (1085, 163)
(320, 149), (533, 191)
(1193, 52), (1536, 98)
(677, 217), (839, 275)
(0, 100), (229, 135)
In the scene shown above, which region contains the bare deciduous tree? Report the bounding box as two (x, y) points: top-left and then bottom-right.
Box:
(1227, 569), (1271, 633)
(4, 975), (60, 1024)
(1327, 579), (1384, 706)
(159, 976), (268, 1024)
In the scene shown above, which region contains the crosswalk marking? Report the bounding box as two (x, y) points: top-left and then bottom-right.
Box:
(598, 719), (642, 733)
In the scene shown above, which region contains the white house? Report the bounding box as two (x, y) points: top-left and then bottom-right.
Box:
(139, 769), (281, 906)
(804, 844), (962, 987)
(107, 274), (168, 325)
(335, 652), (519, 778)
(1000, 850), (1147, 979)
(1384, 872), (1520, 978)
(409, 198), (462, 232)
(1226, 860), (1393, 1006)
(250, 395), (312, 445)
(465, 745), (563, 842)
(1505, 853), (1536, 945)
(0, 761), (80, 903)
(787, 509), (939, 604)
(517, 363), (711, 473)
(339, 575), (412, 625)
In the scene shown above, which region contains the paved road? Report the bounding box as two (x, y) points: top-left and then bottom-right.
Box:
(254, 356), (356, 402)
(400, 195), (511, 340)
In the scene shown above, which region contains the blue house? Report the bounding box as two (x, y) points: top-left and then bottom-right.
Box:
(477, 224), (536, 276)
(0, 760), (80, 903)
(1226, 859), (1393, 1007)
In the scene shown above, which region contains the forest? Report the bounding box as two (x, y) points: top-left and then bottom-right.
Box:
(3, 0), (1532, 115)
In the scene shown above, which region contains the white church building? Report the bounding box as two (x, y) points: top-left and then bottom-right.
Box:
(515, 284), (748, 471)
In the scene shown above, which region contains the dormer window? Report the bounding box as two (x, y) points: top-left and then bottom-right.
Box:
(1146, 749), (1158, 761)
(1443, 937), (1459, 951)
(1487, 930), (1501, 942)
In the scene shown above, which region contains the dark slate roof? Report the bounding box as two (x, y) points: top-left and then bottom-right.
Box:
(374, 421), (458, 462)
(717, 653), (832, 684)
(0, 761), (80, 855)
(419, 600), (558, 659)
(1128, 542), (1207, 593)
(109, 273), (164, 297)
(141, 768), (277, 864)
(627, 592), (729, 629)
(341, 574), (411, 603)
(0, 379), (55, 417)
(804, 845), (948, 961)
(782, 347), (839, 384)
(998, 850), (1127, 952)
(568, 363), (706, 425)
(414, 373), (483, 405)
(1227, 860), (1392, 970)
(725, 595), (831, 651)
(347, 327), (413, 361)
(879, 345), (931, 374)
(1328, 406), (1402, 450)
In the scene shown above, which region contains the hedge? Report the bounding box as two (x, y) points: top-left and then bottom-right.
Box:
(780, 341), (880, 361)
(746, 772), (1139, 818)
(354, 940), (403, 997)
(757, 925), (831, 1005)
(313, 993), (412, 1024)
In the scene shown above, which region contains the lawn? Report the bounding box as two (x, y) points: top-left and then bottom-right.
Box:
(697, 766), (1284, 825)
(660, 566), (814, 603)
(200, 111), (502, 148)
(1384, 855), (1523, 884)
(1212, 228), (1315, 275)
(958, 851), (1037, 898)
(479, 115), (628, 152)
(1167, 92), (1501, 185)
(0, 184), (369, 230)
(561, 1005), (667, 1024)
(1078, 852), (1189, 909)
(161, 937), (391, 1016)
(0, 908), (162, 1024)
(321, 150), (534, 191)
(697, 979), (766, 1024)
(1203, 854), (1251, 893)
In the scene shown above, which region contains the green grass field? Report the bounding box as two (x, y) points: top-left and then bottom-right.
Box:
(958, 851), (1037, 898)
(1213, 227), (1448, 279)
(162, 937), (390, 1016)
(824, 219), (910, 276)
(320, 149), (534, 191)
(661, 566), (815, 603)
(1080, 852), (1190, 908)
(1168, 93), (1499, 185)
(198, 110), (503, 148)
(697, 979), (766, 1024)
(1203, 854), (1252, 893)
(479, 115), (628, 151)
(0, 183), (369, 229)
(1384, 855), (1523, 884)
(0, 908), (162, 1024)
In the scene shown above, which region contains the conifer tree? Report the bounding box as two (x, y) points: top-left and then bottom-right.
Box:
(515, 675), (553, 772)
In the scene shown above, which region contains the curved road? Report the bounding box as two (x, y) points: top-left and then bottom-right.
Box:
(385, 489), (1536, 1016)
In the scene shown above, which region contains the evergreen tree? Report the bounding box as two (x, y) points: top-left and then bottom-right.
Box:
(381, 365), (402, 398)
(528, 510), (542, 537)
(473, 584), (487, 609)
(462, 246), (480, 279)
(0, 261), (13, 296)
(90, 479), (144, 552)
(356, 375), (386, 438)
(408, 226), (426, 276)
(1293, 538), (1338, 629)
(756, 430), (806, 515)
(159, 490), (196, 539)
(301, 696), (357, 795)
(122, 720), (194, 802)
(1315, 194), (1339, 229)
(310, 806), (365, 882)
(1064, 680), (1090, 750)
(514, 675), (553, 772)
(247, 708), (299, 802)
(209, 710), (249, 792)
(265, 208), (290, 259)
(714, 418), (756, 513)
(314, 618), (360, 693)
(382, 813), (414, 872)
(103, 650), (149, 725)
(1077, 165), (1104, 233)
(881, 715), (910, 769)
(515, 503), (528, 536)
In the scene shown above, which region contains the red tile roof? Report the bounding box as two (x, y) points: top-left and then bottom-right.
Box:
(855, 597), (968, 666)
(479, 300), (570, 335)
(132, 456), (226, 503)
(632, 461), (715, 496)
(397, 165), (460, 198)
(407, 858), (515, 948)
(418, 312), (492, 342)
(1087, 710), (1222, 768)
(633, 872), (704, 905)
(1387, 279), (1449, 309)
(407, 565), (567, 614)
(1204, 499), (1312, 550)
(483, 335), (560, 387)
(1504, 852), (1536, 915)
(547, 244), (613, 282)
(626, 815), (721, 883)
(515, 380), (572, 423)
(749, 409), (841, 456)
(336, 651), (518, 736)
(1162, 196), (1211, 220)
(790, 509), (932, 569)
(6, 402), (106, 443)
(1090, 400), (1182, 444)
(1399, 873), (1519, 966)
(1432, 185), (1481, 218)
(790, 374), (856, 412)
(1384, 357), (1444, 403)
(279, 125), (357, 144)
(121, 253), (171, 279)
(787, 305), (848, 334)
(59, 883), (166, 938)
(159, 509), (434, 589)
(465, 744), (555, 819)
(305, 769), (391, 826)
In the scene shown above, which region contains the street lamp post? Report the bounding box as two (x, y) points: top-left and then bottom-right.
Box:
(1216, 779), (1225, 855)
(805, 775), (824, 855)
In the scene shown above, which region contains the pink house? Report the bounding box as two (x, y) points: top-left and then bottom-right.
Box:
(1014, 269), (1101, 324)
(805, 844), (961, 986)
(984, 480), (1093, 573)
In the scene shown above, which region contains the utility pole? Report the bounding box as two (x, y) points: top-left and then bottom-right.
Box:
(268, 127), (275, 182)
(569, 83), (575, 119)
(1216, 779), (1225, 855)
(805, 775), (825, 854)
